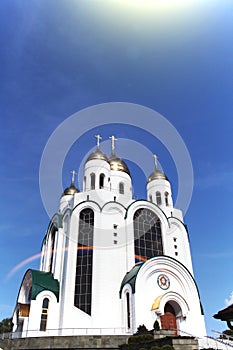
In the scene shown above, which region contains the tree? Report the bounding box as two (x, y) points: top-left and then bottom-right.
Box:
(153, 320), (160, 331)
(223, 329), (233, 337)
(0, 318), (13, 333)
(135, 324), (149, 335)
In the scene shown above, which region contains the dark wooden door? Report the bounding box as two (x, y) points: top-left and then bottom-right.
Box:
(160, 303), (177, 335)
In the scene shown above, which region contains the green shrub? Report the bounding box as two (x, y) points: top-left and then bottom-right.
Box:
(161, 345), (175, 350)
(136, 324), (149, 335)
(128, 334), (154, 344)
(150, 346), (161, 350)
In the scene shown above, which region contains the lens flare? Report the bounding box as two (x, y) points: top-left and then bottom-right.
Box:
(6, 252), (42, 280)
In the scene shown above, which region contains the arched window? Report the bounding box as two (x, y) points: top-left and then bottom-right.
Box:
(119, 182), (124, 194)
(40, 298), (49, 331)
(165, 192), (169, 206)
(28, 287), (32, 302)
(156, 191), (162, 205)
(48, 226), (57, 273)
(126, 292), (131, 329)
(99, 173), (105, 189)
(74, 209), (94, 315)
(90, 173), (95, 190)
(84, 176), (86, 191)
(149, 194), (152, 202)
(134, 208), (163, 263)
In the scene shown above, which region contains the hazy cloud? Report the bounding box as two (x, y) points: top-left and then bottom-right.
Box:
(225, 292), (233, 306)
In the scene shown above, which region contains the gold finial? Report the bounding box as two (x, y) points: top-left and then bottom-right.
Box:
(109, 135), (117, 154)
(70, 170), (77, 184)
(153, 154), (158, 169)
(95, 134), (102, 148)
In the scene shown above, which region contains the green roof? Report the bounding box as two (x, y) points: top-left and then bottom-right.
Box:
(30, 269), (59, 301)
(119, 262), (144, 297)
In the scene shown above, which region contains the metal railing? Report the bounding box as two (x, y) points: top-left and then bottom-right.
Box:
(177, 328), (233, 350)
(2, 327), (233, 349)
(1, 327), (128, 340)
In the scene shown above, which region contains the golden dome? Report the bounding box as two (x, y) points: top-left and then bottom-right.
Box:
(147, 168), (169, 184)
(85, 148), (108, 163)
(108, 154), (131, 176)
(62, 183), (79, 196)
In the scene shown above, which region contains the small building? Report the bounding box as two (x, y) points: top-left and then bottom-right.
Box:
(214, 304), (233, 330)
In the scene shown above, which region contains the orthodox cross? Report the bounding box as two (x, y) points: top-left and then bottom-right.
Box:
(109, 135), (117, 154)
(95, 134), (102, 148)
(153, 154), (158, 169)
(70, 170), (77, 184)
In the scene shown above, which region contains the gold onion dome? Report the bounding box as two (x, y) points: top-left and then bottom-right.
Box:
(85, 148), (108, 163)
(62, 170), (79, 196)
(108, 154), (131, 176)
(62, 183), (79, 196)
(147, 168), (169, 184)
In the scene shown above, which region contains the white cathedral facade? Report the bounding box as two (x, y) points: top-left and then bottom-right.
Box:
(12, 135), (206, 338)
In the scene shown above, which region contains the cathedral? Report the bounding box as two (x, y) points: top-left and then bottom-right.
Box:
(12, 135), (206, 338)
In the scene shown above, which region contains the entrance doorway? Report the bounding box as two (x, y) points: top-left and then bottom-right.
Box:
(160, 302), (177, 335)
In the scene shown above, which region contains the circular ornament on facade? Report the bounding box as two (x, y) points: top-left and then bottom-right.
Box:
(157, 274), (170, 290)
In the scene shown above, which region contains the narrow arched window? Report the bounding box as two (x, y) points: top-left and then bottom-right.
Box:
(48, 226), (57, 273)
(119, 182), (124, 194)
(134, 208), (163, 263)
(165, 192), (169, 206)
(74, 209), (94, 315)
(84, 176), (86, 191)
(156, 191), (162, 205)
(149, 194), (152, 202)
(40, 298), (49, 331)
(99, 173), (105, 189)
(90, 173), (95, 190)
(126, 292), (131, 329)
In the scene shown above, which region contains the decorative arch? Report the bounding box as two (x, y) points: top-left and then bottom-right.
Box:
(133, 208), (163, 263)
(152, 291), (189, 319)
(152, 291), (189, 335)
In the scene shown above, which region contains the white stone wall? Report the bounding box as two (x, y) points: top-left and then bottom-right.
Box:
(133, 256), (206, 337)
(13, 154), (206, 339)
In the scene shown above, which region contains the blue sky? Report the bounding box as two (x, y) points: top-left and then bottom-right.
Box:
(0, 0), (233, 336)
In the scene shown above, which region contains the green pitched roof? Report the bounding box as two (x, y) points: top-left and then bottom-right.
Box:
(30, 269), (59, 301)
(119, 262), (144, 297)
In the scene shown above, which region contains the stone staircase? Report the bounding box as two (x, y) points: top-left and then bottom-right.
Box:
(1, 331), (233, 349)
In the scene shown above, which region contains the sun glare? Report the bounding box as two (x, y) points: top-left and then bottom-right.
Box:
(115, 0), (194, 8)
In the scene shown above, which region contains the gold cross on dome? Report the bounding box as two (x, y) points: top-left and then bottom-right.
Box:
(109, 135), (117, 153)
(95, 134), (102, 148)
(153, 154), (158, 169)
(70, 170), (77, 184)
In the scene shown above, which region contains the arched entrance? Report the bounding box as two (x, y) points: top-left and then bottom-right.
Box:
(160, 302), (177, 335)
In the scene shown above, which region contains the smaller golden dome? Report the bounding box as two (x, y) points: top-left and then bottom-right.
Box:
(108, 154), (131, 176)
(62, 184), (79, 196)
(151, 295), (163, 310)
(147, 169), (169, 184)
(85, 148), (108, 163)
